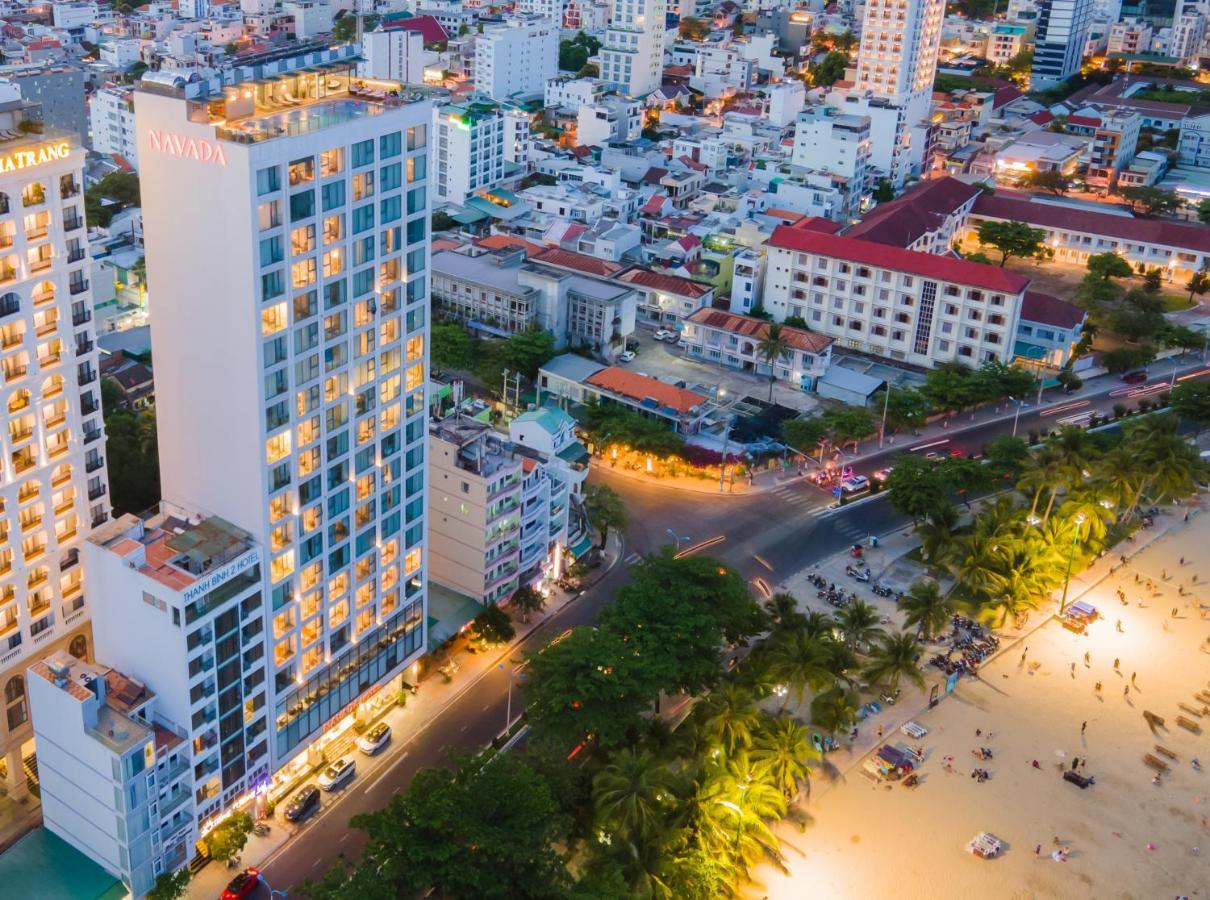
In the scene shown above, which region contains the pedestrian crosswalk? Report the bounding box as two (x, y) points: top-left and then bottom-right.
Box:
(769, 483), (820, 511)
(624, 552), (642, 566)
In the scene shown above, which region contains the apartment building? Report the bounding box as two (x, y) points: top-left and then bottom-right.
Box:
(428, 414), (558, 605)
(600, 0), (667, 97)
(986, 23), (1030, 63)
(433, 100), (505, 205)
(762, 222), (1030, 369)
(790, 106), (871, 219)
(133, 50), (429, 781)
(473, 16), (559, 102)
(89, 85), (138, 166)
(1030, 0), (1093, 89)
(1107, 19), (1152, 55)
(1066, 107), (1140, 189)
(360, 26), (426, 84)
(0, 104), (108, 809)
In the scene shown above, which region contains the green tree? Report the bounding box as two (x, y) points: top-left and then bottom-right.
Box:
(810, 51), (850, 87)
(1086, 251), (1134, 282)
(915, 503), (959, 566)
(809, 685), (860, 736)
(751, 716), (817, 798)
(591, 748), (679, 845)
(781, 417), (827, 459)
(472, 603), (515, 645)
(696, 685), (761, 755)
(1186, 270), (1210, 304)
(584, 483), (627, 549)
(834, 599), (884, 652)
(873, 179), (895, 203)
(1023, 168), (1071, 194)
(898, 580), (954, 639)
(331, 12), (378, 41)
(764, 631), (834, 706)
(872, 387), (932, 432)
(975, 220), (1047, 267)
(984, 434), (1030, 480)
(678, 16), (711, 39)
(85, 171), (141, 228)
(1121, 185), (1182, 217)
(862, 631), (924, 692)
(1101, 344), (1156, 373)
(105, 406), (160, 515)
(430, 321), (477, 371)
(1170, 380), (1210, 432)
(763, 591), (805, 632)
(821, 406), (875, 451)
(757, 323), (790, 401)
(203, 811), (253, 862)
(884, 454), (951, 524)
(501, 325), (556, 380)
(147, 869), (191, 900)
(509, 585), (545, 623)
(692, 755), (786, 874)
(1163, 323), (1209, 353)
(1198, 198), (1210, 225)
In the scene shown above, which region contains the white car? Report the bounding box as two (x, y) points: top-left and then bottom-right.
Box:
(317, 757), (356, 791)
(653, 329), (676, 342)
(618, 350), (636, 362)
(356, 722), (391, 755)
(840, 475), (870, 494)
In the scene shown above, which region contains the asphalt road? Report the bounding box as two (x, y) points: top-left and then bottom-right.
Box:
(254, 359), (1210, 895)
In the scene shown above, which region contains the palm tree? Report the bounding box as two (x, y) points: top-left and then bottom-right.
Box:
(982, 536), (1063, 626)
(757, 323), (790, 402)
(916, 503), (959, 566)
(763, 592), (805, 632)
(862, 631), (925, 693)
(809, 685), (860, 736)
(751, 716), (818, 799)
(1047, 426), (1100, 489)
(693, 755), (787, 875)
(800, 609), (835, 641)
(1017, 446), (1074, 521)
(1118, 414), (1203, 516)
(764, 631), (834, 707)
(834, 599), (884, 652)
(592, 748), (679, 846)
(899, 580), (954, 639)
(946, 530), (1003, 603)
(1055, 485), (1117, 545)
(697, 686), (761, 756)
(1093, 446), (1142, 513)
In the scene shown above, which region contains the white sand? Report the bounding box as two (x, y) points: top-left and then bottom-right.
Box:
(753, 513), (1210, 899)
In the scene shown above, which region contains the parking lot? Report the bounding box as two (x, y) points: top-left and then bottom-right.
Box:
(620, 328), (822, 417)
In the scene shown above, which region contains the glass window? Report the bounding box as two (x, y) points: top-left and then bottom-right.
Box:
(406, 125), (426, 150)
(259, 236), (283, 267)
(406, 186), (425, 214)
(381, 163), (401, 192)
(323, 214), (344, 245)
(320, 148), (344, 178)
(406, 155), (426, 184)
(256, 166), (281, 196)
(324, 280), (347, 309)
(380, 132), (402, 158)
(291, 224), (316, 255)
(380, 196), (401, 224)
(290, 190), (315, 222)
(406, 216), (424, 246)
(292, 257), (317, 289)
(322, 249), (344, 278)
(294, 290), (317, 321)
(352, 204), (375, 234)
(258, 200), (281, 231)
(353, 171), (374, 202)
(353, 235), (375, 266)
(262, 269), (284, 300)
(288, 157), (315, 186)
(352, 139), (375, 168)
(321, 181), (346, 212)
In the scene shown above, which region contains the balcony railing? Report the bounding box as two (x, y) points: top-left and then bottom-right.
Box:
(63, 216), (83, 232)
(84, 429), (102, 444)
(68, 279), (89, 295)
(66, 249), (86, 263)
(88, 483), (106, 501)
(72, 309), (91, 326)
(85, 456), (104, 473)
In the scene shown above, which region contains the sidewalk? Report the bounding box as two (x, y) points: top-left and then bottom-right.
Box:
(187, 532), (624, 899)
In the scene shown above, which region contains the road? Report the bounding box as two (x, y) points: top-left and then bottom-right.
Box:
(255, 359), (1210, 893)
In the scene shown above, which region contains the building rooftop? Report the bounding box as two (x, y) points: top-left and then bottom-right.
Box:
(431, 248), (531, 294)
(1021, 290), (1087, 329)
(686, 308), (835, 353)
(586, 367), (708, 415)
(0, 829), (124, 900)
(30, 653), (154, 755)
(540, 353), (607, 384)
(431, 414), (523, 478)
(844, 176), (982, 248)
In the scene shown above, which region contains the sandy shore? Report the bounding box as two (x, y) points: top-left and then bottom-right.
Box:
(752, 510), (1210, 899)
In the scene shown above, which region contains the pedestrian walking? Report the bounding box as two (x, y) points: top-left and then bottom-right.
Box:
(1095, 681), (1102, 694)
(1081, 721), (1087, 735)
(1071, 662), (1076, 677)
(1117, 619), (1124, 632)
(1181, 557), (1186, 566)
(876, 725), (883, 739)
(1084, 652), (1090, 667)
(1114, 657), (1120, 671)
(1035, 843), (1042, 857)
(1125, 685), (1131, 697)
(1173, 607), (1179, 618)
(1132, 672), (1138, 686)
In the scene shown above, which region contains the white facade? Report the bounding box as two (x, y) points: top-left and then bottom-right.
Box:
(1171, 3), (1207, 62)
(544, 75), (604, 110)
(433, 101), (505, 204)
(600, 0), (667, 97)
(360, 27), (426, 84)
(0, 125), (108, 800)
(1107, 19), (1153, 55)
(89, 85), (138, 165)
(134, 54), (429, 773)
(765, 80), (805, 127)
(282, 0), (336, 39)
(503, 106), (530, 168)
(177, 0), (210, 18)
(52, 2), (98, 31)
(473, 16), (559, 101)
(791, 105), (871, 216)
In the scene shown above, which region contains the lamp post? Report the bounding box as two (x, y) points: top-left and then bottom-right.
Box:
(665, 528), (690, 549)
(879, 381), (891, 449)
(499, 663), (524, 734)
(1009, 395), (1024, 438)
(717, 386), (730, 493)
(1059, 513), (1086, 615)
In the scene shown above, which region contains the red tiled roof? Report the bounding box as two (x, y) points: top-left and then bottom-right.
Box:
(764, 208), (805, 224)
(383, 15), (447, 43)
(845, 176), (982, 248)
(475, 234), (544, 256)
(664, 64), (693, 77)
(686, 308), (834, 353)
(992, 85), (1022, 109)
(972, 194), (1210, 254)
(533, 247), (622, 277)
(641, 166), (668, 185)
(615, 267), (714, 298)
(788, 215), (844, 234)
(768, 227), (1031, 293)
(586, 367), (707, 414)
(1021, 291), (1086, 329)
(1065, 114), (1101, 127)
(1027, 111), (1054, 125)
(640, 193), (668, 215)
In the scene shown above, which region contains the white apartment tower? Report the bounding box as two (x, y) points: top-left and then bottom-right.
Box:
(433, 101), (506, 204)
(0, 102), (108, 807)
(360, 26), (426, 85)
(133, 52), (429, 775)
(1030, 0), (1093, 90)
(473, 16), (560, 101)
(89, 85), (139, 167)
(600, 0), (668, 97)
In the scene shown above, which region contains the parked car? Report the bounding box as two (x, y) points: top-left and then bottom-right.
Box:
(1122, 370), (1148, 384)
(653, 329), (676, 342)
(317, 757), (356, 791)
(221, 868), (261, 900)
(283, 785), (320, 822)
(840, 475), (870, 495)
(618, 350), (636, 362)
(357, 722), (392, 755)
(873, 467), (893, 481)
(924, 451), (945, 463)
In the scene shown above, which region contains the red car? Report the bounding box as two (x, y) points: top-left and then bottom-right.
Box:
(221, 868), (260, 900)
(949, 448), (967, 459)
(1122, 370), (1148, 384)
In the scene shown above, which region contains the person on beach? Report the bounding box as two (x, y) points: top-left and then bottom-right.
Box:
(1114, 658), (1120, 671)
(1084, 652), (1090, 667)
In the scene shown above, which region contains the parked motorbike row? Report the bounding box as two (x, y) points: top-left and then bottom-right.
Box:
(928, 616), (1001, 675)
(818, 587), (858, 608)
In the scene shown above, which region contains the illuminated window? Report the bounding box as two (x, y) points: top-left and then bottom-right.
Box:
(269, 493), (291, 523)
(288, 157), (315, 186)
(322, 249), (343, 278)
(265, 432), (291, 464)
(328, 572), (349, 600)
(328, 599), (348, 629)
(380, 375), (400, 404)
(356, 473), (375, 502)
(406, 335), (423, 362)
(270, 522), (292, 553)
(297, 416), (320, 446)
(301, 504), (322, 534)
(270, 550), (295, 583)
(405, 362), (423, 391)
(291, 224), (316, 255)
(320, 148), (344, 177)
(404, 546), (421, 575)
(261, 301), (288, 335)
(300, 561), (322, 592)
(356, 581), (374, 609)
(323, 214), (343, 244)
(292, 257), (316, 289)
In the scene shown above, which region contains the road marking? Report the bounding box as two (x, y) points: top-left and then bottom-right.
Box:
(365, 756), (404, 794)
(339, 833), (350, 843)
(624, 552), (642, 565)
(754, 554), (774, 572)
(674, 535), (725, 558)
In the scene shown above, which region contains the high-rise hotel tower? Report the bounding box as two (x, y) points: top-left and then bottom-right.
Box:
(133, 46), (430, 777)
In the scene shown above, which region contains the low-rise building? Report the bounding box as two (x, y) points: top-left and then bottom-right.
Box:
(1064, 107), (1140, 189)
(1015, 290), (1087, 370)
(682, 308), (835, 391)
(615, 266), (715, 328)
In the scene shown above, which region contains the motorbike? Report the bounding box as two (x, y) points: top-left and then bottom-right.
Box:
(253, 823), (271, 837)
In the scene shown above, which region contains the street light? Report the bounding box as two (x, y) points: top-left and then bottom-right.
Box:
(879, 381), (891, 450)
(1059, 513), (1086, 615)
(1009, 395), (1024, 438)
(717, 386), (731, 494)
(499, 663), (525, 734)
(665, 528), (691, 549)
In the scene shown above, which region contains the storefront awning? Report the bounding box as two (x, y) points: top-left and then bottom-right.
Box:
(426, 583), (483, 646)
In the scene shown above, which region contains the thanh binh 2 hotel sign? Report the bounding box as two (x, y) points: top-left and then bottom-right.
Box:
(146, 129), (228, 166)
(0, 141), (71, 174)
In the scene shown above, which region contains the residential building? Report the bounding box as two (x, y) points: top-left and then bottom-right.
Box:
(1178, 110), (1210, 169)
(1030, 0), (1093, 90)
(544, 76), (605, 112)
(133, 48), (429, 786)
(844, 175), (982, 254)
(4, 66), (88, 143)
(1015, 290), (1087, 370)
(1107, 19), (1153, 55)
(474, 16), (559, 102)
(1171, 2), (1207, 63)
(986, 24), (1029, 63)
(790, 106), (871, 218)
(0, 105), (108, 813)
(600, 0), (667, 97)
(360, 26), (426, 84)
(428, 414), (568, 605)
(682, 308), (835, 391)
(539, 358), (712, 432)
(1066, 107), (1140, 189)
(29, 653), (181, 897)
(89, 85), (138, 166)
(690, 43), (756, 98)
(576, 96), (643, 147)
(433, 101), (505, 205)
(762, 221), (1030, 368)
(615, 266), (715, 327)
(729, 248), (764, 315)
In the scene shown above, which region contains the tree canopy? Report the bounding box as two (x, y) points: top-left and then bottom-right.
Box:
(975, 220), (1048, 267)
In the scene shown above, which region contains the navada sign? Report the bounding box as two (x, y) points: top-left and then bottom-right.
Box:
(146, 129), (228, 166)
